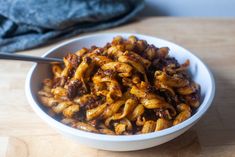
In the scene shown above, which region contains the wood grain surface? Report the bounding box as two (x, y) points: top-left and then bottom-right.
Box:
(1, 17), (235, 157)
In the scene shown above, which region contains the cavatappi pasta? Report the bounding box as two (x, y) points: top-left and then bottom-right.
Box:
(38, 36), (200, 135)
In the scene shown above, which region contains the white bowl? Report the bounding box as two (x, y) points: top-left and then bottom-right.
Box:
(25, 33), (215, 151)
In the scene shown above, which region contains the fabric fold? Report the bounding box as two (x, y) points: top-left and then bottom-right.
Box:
(0, 0), (144, 52)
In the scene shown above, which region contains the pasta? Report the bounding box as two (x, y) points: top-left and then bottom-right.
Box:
(38, 35), (200, 135)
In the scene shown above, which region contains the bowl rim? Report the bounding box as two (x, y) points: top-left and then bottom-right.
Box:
(25, 32), (215, 142)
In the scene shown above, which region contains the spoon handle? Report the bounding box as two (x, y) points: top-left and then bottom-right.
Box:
(0, 52), (63, 64)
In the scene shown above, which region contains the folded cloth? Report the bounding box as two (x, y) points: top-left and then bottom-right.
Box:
(0, 0), (144, 53)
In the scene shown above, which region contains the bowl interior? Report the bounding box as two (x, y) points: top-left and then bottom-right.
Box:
(27, 33), (215, 141)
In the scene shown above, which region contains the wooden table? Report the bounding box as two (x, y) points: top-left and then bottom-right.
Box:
(1, 17), (235, 157)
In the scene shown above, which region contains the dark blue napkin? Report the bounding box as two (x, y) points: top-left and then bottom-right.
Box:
(0, 0), (144, 53)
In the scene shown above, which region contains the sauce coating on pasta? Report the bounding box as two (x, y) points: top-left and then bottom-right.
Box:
(38, 36), (200, 135)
